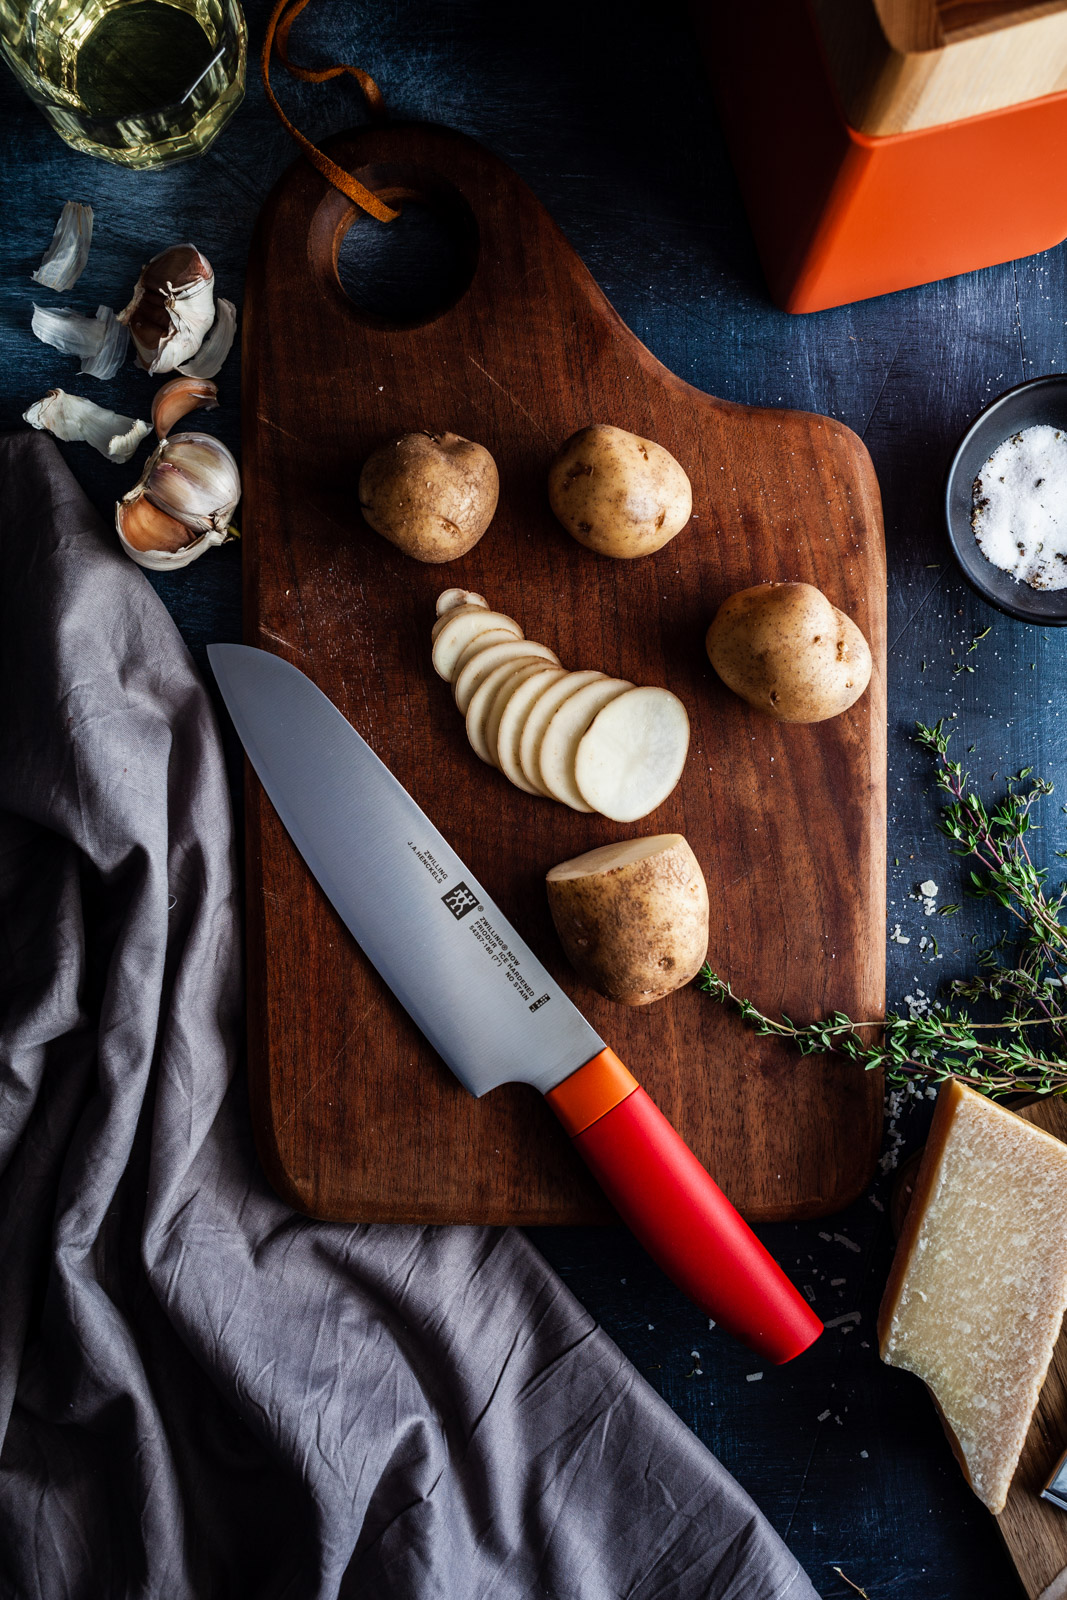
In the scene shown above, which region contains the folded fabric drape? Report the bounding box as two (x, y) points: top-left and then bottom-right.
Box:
(0, 431), (817, 1600)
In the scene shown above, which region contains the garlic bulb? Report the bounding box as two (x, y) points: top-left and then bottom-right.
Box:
(120, 245), (215, 376)
(116, 431), (240, 571)
(24, 390), (150, 463)
(32, 202), (93, 292)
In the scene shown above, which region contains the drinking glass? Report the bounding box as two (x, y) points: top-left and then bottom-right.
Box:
(0, 0), (246, 167)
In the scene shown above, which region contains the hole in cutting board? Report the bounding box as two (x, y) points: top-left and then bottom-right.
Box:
(334, 173), (479, 329)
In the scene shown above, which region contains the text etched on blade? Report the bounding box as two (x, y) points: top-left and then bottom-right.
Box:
(407, 840), (448, 885)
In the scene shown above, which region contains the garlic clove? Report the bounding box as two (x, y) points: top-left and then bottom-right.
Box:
(120, 244), (215, 376)
(24, 389), (150, 463)
(116, 493), (233, 571)
(152, 376), (219, 439)
(117, 492), (198, 554)
(32, 202), (93, 292)
(142, 432), (240, 532)
(178, 298), (236, 380)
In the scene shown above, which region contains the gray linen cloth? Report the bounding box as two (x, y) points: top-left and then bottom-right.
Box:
(0, 432), (818, 1600)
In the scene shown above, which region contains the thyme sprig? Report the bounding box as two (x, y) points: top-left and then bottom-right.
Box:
(700, 720), (1067, 1098)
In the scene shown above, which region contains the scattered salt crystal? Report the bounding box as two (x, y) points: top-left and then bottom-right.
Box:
(919, 880), (938, 898)
(834, 1233), (861, 1253)
(746, 1371), (764, 1382)
(890, 924), (911, 945)
(869, 1195), (885, 1212)
(817, 1409), (831, 1421)
(831, 1278), (846, 1286)
(825, 1311), (862, 1329)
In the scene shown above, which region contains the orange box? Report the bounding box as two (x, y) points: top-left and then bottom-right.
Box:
(694, 0), (1067, 313)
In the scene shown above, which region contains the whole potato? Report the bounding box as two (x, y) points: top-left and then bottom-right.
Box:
(547, 423), (692, 558)
(546, 834), (709, 1005)
(359, 431), (499, 563)
(706, 581), (872, 723)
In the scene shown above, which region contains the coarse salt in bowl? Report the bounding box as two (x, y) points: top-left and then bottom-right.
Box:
(945, 375), (1067, 625)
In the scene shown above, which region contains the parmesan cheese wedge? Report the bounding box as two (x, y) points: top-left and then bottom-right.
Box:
(878, 1080), (1067, 1515)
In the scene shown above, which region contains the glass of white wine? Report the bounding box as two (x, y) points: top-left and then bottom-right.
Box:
(0, 0), (246, 167)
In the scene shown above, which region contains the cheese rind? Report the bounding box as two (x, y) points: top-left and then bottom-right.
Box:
(878, 1080), (1067, 1515)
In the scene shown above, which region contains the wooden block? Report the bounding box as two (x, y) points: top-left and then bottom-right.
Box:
(809, 0), (1067, 133)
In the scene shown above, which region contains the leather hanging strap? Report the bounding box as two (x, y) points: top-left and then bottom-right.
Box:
(261, 0), (400, 223)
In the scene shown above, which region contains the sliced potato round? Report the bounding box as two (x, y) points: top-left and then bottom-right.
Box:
(431, 609), (523, 679)
(517, 669), (606, 796)
(453, 637), (559, 715)
(465, 656), (550, 765)
(431, 602), (499, 644)
(573, 686), (689, 822)
(497, 666), (568, 792)
(451, 627), (526, 683)
(539, 678), (632, 811)
(484, 661), (559, 778)
(436, 588), (488, 617)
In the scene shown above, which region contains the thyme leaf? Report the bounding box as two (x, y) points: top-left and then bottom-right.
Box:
(700, 720), (1067, 1099)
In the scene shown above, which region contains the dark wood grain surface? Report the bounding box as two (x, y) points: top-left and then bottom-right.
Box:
(6, 0), (1067, 1591)
(243, 122), (885, 1225)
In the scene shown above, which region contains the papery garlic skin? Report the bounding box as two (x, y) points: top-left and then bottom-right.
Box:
(120, 245), (216, 376)
(115, 430), (240, 570)
(178, 298), (237, 380)
(24, 390), (150, 463)
(32, 202), (93, 292)
(31, 303), (129, 380)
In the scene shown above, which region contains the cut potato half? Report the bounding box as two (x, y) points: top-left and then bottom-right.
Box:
(431, 609), (523, 679)
(546, 834), (709, 1005)
(453, 637), (559, 715)
(574, 686), (689, 822)
(465, 656), (549, 764)
(484, 661), (559, 778)
(517, 669), (606, 796)
(539, 678), (632, 811)
(497, 666), (568, 792)
(436, 588), (487, 616)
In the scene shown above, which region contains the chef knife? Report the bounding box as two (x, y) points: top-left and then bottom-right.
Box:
(208, 643), (822, 1363)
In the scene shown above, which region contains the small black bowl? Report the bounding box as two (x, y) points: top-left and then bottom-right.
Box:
(944, 374), (1067, 625)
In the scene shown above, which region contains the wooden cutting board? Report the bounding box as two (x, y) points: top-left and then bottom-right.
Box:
(999, 1098), (1067, 1599)
(241, 122), (886, 1226)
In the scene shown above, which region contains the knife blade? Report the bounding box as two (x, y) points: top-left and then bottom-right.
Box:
(209, 643), (822, 1363)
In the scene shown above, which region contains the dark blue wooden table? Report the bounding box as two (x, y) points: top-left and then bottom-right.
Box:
(6, 4), (1066, 1594)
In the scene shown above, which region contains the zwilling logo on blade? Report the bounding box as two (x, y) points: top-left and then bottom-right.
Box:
(442, 882), (479, 921)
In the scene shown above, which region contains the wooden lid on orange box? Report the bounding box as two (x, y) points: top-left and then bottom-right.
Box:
(810, 0), (1067, 133)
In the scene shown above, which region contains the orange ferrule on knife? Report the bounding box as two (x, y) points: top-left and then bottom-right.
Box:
(545, 1047), (639, 1137)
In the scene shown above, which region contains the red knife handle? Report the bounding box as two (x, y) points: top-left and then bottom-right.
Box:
(545, 1049), (822, 1364)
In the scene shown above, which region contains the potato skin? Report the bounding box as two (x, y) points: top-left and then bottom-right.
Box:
(706, 581), (872, 723)
(546, 835), (709, 1005)
(359, 431), (499, 563)
(547, 423), (692, 558)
